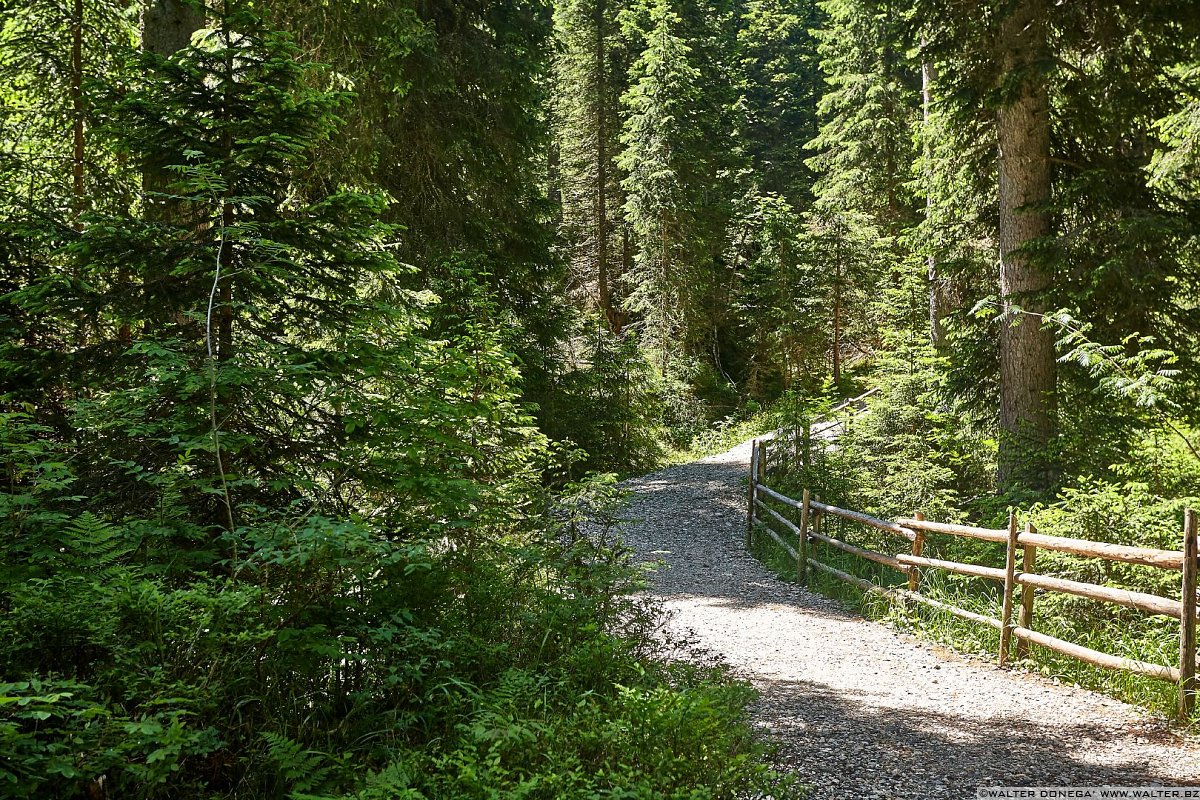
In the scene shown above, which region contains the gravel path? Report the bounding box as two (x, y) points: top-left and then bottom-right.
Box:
(621, 439), (1200, 798)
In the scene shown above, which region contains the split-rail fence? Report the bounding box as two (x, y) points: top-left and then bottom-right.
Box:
(746, 424), (1199, 717)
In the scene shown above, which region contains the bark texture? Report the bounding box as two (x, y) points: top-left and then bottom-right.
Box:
(71, 0), (85, 227)
(922, 54), (950, 349)
(594, 0), (615, 331)
(996, 0), (1056, 491)
(142, 0), (204, 57)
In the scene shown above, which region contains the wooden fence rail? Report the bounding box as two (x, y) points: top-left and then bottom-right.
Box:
(760, 388), (879, 468)
(745, 436), (1200, 717)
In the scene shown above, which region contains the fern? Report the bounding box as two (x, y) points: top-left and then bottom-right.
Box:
(289, 761), (422, 800)
(59, 512), (134, 576)
(261, 732), (335, 797)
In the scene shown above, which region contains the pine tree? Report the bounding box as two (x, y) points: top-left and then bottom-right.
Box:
(808, 0), (920, 236)
(260, 0), (570, 433)
(553, 0), (631, 332)
(0, 0), (135, 416)
(727, 0), (824, 398)
(737, 0), (822, 204)
(729, 195), (828, 395)
(618, 0), (743, 380)
(5, 6), (538, 538)
(805, 0), (921, 387)
(618, 0), (699, 370)
(915, 0), (1200, 492)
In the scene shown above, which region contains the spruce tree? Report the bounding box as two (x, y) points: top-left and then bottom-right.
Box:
(260, 0), (570, 434)
(737, 0), (823, 204)
(618, 0), (743, 383)
(808, 0), (920, 236)
(915, 0), (1200, 492)
(805, 0), (921, 386)
(553, 0), (631, 332)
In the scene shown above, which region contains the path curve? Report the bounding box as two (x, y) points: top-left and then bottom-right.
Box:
(622, 440), (1200, 798)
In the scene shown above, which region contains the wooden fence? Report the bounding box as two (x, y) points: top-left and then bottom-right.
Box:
(745, 436), (1200, 717)
(760, 388), (878, 468)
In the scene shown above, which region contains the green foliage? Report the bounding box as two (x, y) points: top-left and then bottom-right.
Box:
(0, 6), (789, 797)
(727, 195), (823, 397)
(1148, 63), (1200, 200)
(772, 346), (994, 524)
(737, 0), (822, 202)
(541, 320), (665, 476)
(0, 678), (219, 796)
(808, 0), (919, 232)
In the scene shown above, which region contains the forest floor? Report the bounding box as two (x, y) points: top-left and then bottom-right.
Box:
(620, 440), (1200, 798)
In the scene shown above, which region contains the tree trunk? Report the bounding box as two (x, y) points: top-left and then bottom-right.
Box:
(833, 229), (843, 385)
(71, 0), (92, 349)
(922, 52), (947, 348)
(140, 0), (203, 331)
(996, 0), (1055, 491)
(593, 0), (616, 332)
(142, 0), (204, 57)
(141, 0), (203, 202)
(70, 0), (85, 229)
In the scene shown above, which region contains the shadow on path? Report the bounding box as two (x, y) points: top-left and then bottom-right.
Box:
(759, 675), (1195, 798)
(619, 442), (1200, 796)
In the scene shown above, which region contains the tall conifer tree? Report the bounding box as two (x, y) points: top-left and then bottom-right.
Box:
(553, 0), (630, 331)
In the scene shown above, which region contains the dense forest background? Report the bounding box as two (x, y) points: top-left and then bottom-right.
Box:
(2, 0), (1199, 795)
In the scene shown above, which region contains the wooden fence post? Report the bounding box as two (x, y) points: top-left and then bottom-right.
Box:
(1017, 520), (1037, 660)
(813, 494), (823, 550)
(798, 488), (811, 584)
(1179, 508), (1197, 718)
(746, 440), (758, 548)
(999, 510), (1019, 667)
(907, 512), (926, 592)
(751, 441), (768, 548)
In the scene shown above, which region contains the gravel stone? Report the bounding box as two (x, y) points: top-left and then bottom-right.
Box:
(619, 439), (1200, 798)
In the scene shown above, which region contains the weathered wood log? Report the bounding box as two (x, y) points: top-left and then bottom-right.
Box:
(746, 441), (758, 548)
(896, 517), (1184, 570)
(1180, 509), (1197, 717)
(813, 495), (823, 548)
(894, 553), (1006, 582)
(1011, 625), (1180, 683)
(1016, 531), (1184, 571)
(999, 512), (1019, 667)
(755, 483), (803, 511)
(756, 491), (1194, 692)
(754, 441), (768, 553)
(806, 528), (912, 573)
(752, 519), (799, 561)
(806, 498), (917, 542)
(906, 592), (1004, 630)
(798, 489), (811, 584)
(909, 512), (926, 591)
(895, 517), (1008, 543)
(755, 498), (800, 538)
(807, 556), (875, 593)
(1017, 526), (1036, 659)
(1015, 572), (1182, 619)
(806, 558), (1001, 629)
